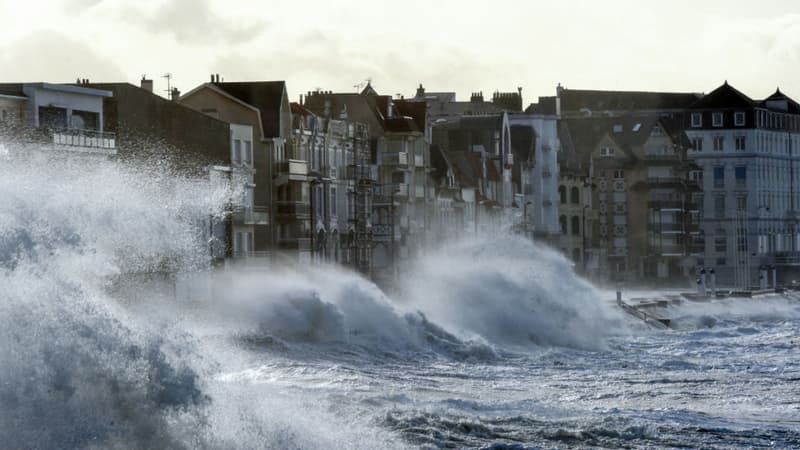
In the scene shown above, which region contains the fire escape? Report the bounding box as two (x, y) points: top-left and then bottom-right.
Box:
(348, 123), (373, 275)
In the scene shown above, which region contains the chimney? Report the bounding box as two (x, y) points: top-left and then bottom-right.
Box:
(471, 91), (483, 103)
(170, 87), (180, 101)
(210, 74), (215, 83)
(140, 75), (153, 93)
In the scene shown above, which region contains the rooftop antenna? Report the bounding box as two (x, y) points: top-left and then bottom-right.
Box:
(162, 73), (172, 98)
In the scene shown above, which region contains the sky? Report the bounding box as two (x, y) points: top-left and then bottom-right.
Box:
(2, 0), (800, 106)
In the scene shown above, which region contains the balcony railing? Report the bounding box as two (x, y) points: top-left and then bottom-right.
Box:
(275, 201), (311, 217)
(277, 238), (311, 251)
(648, 200), (697, 210)
(273, 159), (308, 178)
(51, 128), (116, 153)
(383, 151), (408, 166)
(232, 206), (269, 225)
(647, 223), (684, 233)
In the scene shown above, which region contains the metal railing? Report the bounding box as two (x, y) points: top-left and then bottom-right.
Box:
(232, 206), (269, 225)
(275, 201), (311, 216)
(51, 128), (116, 151)
(383, 151), (408, 166)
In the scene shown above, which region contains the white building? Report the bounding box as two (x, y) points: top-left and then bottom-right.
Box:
(686, 82), (800, 287)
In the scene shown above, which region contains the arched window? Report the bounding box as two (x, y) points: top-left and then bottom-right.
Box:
(571, 186), (580, 204)
(559, 185), (567, 204)
(571, 216), (581, 235)
(559, 215), (567, 234)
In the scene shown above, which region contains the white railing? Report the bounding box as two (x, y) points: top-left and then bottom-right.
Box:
(52, 128), (116, 153)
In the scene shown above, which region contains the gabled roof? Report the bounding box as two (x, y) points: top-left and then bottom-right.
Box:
(689, 81), (754, 109)
(208, 81), (287, 137)
(525, 96), (556, 114)
(761, 88), (800, 114)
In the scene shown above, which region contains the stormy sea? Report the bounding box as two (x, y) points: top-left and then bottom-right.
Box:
(1, 153), (798, 449)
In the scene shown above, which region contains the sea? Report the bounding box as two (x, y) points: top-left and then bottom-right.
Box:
(1, 153), (798, 449)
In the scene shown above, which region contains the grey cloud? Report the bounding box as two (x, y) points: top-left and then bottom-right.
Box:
(0, 31), (125, 82)
(211, 31), (516, 99)
(119, 0), (266, 45)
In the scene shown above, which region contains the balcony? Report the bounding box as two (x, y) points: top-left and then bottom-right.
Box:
(273, 159), (308, 186)
(232, 206), (269, 225)
(648, 200), (697, 211)
(275, 201), (311, 218)
(345, 165), (378, 181)
(277, 238), (311, 251)
(51, 128), (116, 154)
(647, 222), (684, 233)
(383, 151), (408, 167)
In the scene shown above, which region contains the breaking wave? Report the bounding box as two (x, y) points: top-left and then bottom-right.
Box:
(0, 149), (622, 448)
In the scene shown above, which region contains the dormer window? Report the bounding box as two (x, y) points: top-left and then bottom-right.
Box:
(734, 111), (745, 126)
(691, 113), (702, 127)
(600, 146), (614, 157)
(712, 112), (723, 127)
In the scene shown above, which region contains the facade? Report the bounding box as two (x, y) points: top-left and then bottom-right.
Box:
(0, 82), (116, 155)
(686, 82), (800, 287)
(302, 85), (430, 285)
(180, 78), (293, 260)
(290, 102), (374, 272)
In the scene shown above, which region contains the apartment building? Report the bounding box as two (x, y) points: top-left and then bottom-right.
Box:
(686, 82), (800, 287)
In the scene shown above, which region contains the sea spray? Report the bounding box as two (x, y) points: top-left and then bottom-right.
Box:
(400, 237), (625, 350)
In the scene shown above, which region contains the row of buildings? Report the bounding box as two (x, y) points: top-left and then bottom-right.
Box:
(2, 76), (799, 288)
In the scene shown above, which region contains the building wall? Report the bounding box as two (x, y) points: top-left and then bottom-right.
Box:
(179, 87), (275, 252)
(688, 124), (800, 285)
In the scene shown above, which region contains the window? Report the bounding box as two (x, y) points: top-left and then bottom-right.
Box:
(735, 112), (745, 126)
(600, 146), (614, 157)
(613, 124), (623, 133)
(559, 185), (567, 204)
(571, 216), (581, 235)
(613, 170), (624, 179)
(330, 187), (337, 216)
(735, 136), (746, 151)
(714, 195), (725, 218)
(232, 139), (241, 163)
(242, 140), (252, 165)
(735, 166), (746, 187)
(692, 137), (703, 151)
(691, 113), (702, 127)
(560, 215), (567, 234)
(714, 230), (727, 253)
(712, 112), (723, 127)
(713, 136), (724, 151)
(736, 196), (747, 212)
(570, 186), (580, 204)
(713, 167), (724, 188)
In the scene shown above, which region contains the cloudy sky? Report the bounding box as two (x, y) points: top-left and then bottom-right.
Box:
(2, 0), (799, 105)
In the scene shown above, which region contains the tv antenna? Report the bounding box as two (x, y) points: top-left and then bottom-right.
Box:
(162, 73), (172, 98)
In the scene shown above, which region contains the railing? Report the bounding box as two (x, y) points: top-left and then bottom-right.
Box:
(51, 128), (116, 152)
(231, 250), (272, 259)
(648, 222), (684, 232)
(273, 159), (308, 178)
(277, 238), (311, 251)
(275, 201), (311, 217)
(232, 206), (269, 225)
(383, 151), (408, 166)
(648, 201), (694, 210)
